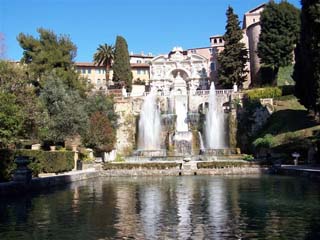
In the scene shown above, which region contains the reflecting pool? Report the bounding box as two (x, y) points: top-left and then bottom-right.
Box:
(1, 175), (320, 239)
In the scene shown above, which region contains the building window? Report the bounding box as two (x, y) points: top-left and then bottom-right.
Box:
(219, 38), (223, 43)
(253, 18), (256, 23)
(137, 60), (142, 63)
(210, 62), (216, 71)
(97, 79), (101, 85)
(82, 69), (86, 74)
(191, 49), (196, 53)
(137, 69), (141, 75)
(214, 39), (217, 44)
(88, 69), (91, 74)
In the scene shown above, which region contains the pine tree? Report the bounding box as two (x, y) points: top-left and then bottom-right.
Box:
(258, 1), (300, 84)
(17, 28), (87, 93)
(112, 35), (132, 90)
(293, 0), (320, 115)
(217, 6), (248, 89)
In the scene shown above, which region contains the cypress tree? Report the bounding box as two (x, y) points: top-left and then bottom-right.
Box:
(258, 1), (300, 84)
(218, 6), (248, 89)
(294, 0), (320, 115)
(112, 35), (132, 90)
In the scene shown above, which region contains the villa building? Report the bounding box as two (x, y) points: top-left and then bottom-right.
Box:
(76, 4), (265, 91)
(75, 53), (153, 90)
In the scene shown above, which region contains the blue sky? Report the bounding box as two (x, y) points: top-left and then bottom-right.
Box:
(1, 0), (301, 62)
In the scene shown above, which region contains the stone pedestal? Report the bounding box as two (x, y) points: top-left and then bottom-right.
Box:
(13, 156), (32, 184)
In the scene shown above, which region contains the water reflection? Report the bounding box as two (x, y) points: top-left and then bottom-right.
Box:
(176, 178), (193, 239)
(0, 176), (320, 240)
(208, 178), (227, 239)
(140, 185), (162, 239)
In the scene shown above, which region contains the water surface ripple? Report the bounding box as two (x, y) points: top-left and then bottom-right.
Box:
(0, 175), (320, 239)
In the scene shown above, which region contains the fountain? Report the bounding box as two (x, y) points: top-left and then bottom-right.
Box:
(133, 47), (240, 159)
(205, 83), (225, 149)
(137, 88), (166, 157)
(172, 72), (193, 156)
(198, 132), (205, 152)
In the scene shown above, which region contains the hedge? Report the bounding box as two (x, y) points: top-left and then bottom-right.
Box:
(197, 161), (260, 169)
(0, 149), (74, 182)
(246, 87), (282, 100)
(103, 162), (181, 170)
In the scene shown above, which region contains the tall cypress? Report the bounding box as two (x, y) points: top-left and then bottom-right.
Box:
(112, 35), (132, 90)
(258, 1), (300, 84)
(218, 6), (248, 89)
(294, 0), (320, 115)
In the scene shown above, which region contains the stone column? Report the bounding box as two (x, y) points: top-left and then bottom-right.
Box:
(72, 145), (79, 171)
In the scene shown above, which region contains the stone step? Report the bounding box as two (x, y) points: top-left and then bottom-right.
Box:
(182, 161), (198, 170)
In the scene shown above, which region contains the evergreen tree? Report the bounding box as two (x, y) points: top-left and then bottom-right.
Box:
(17, 28), (86, 93)
(0, 93), (23, 148)
(93, 43), (114, 82)
(112, 35), (132, 90)
(258, 1), (300, 84)
(40, 75), (88, 144)
(293, 0), (320, 115)
(218, 6), (248, 89)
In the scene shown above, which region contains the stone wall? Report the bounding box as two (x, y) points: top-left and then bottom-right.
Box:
(101, 166), (267, 177)
(114, 99), (137, 155)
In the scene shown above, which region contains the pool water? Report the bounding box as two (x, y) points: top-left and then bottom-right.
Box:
(0, 175), (320, 239)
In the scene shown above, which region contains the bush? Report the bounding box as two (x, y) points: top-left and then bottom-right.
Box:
(246, 87), (282, 100)
(0, 149), (74, 182)
(0, 149), (16, 182)
(252, 134), (275, 148)
(197, 161), (258, 169)
(103, 162), (181, 170)
(16, 150), (74, 175)
(243, 154), (255, 161)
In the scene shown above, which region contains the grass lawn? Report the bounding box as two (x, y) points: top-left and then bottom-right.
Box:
(253, 95), (320, 161)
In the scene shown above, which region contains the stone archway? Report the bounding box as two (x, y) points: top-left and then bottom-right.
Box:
(169, 69), (189, 80)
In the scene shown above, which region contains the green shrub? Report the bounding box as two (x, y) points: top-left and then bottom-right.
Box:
(16, 150), (74, 175)
(0, 149), (74, 182)
(0, 149), (16, 182)
(246, 87), (282, 100)
(197, 161), (258, 169)
(243, 154), (254, 161)
(252, 134), (275, 148)
(78, 148), (94, 163)
(103, 162), (181, 170)
(114, 154), (125, 162)
(274, 94), (296, 101)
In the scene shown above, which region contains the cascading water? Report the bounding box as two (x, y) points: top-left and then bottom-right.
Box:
(138, 89), (161, 150)
(205, 83), (225, 149)
(198, 131), (205, 151)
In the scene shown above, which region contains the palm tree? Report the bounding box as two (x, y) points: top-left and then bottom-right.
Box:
(93, 44), (114, 83)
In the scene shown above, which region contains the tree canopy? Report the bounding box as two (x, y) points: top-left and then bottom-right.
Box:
(17, 28), (86, 92)
(258, 1), (300, 83)
(217, 6), (248, 88)
(293, 0), (320, 115)
(0, 93), (23, 148)
(40, 75), (88, 144)
(112, 35), (132, 90)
